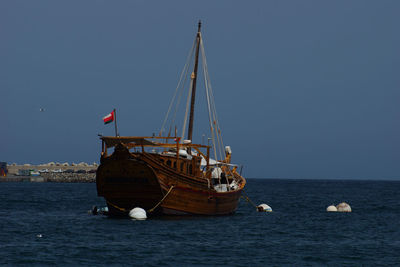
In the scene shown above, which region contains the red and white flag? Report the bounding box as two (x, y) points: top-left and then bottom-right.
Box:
(102, 110), (114, 124)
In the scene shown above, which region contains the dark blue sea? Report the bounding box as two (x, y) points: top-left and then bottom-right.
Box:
(1, 179), (399, 266)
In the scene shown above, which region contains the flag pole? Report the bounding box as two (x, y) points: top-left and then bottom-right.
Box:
(114, 108), (118, 137)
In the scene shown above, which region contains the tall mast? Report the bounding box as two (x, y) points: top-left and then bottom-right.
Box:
(187, 21), (202, 146)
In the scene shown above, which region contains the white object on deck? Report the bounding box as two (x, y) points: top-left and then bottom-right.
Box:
(179, 149), (188, 158)
(336, 202), (352, 212)
(229, 180), (239, 190)
(214, 184), (228, 192)
(211, 167), (222, 179)
(129, 207), (147, 220)
(326, 205), (338, 212)
(257, 203), (272, 212)
(200, 156), (217, 166)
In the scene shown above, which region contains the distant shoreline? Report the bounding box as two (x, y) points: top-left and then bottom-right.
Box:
(6, 163), (97, 173)
(1, 173), (95, 183)
(2, 163), (97, 182)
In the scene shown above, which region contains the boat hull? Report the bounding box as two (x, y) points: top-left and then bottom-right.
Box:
(96, 158), (164, 215)
(96, 153), (243, 216)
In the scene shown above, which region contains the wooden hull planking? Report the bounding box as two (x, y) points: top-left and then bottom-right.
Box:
(96, 148), (245, 216)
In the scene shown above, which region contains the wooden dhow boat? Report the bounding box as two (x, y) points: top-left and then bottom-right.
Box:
(96, 22), (246, 216)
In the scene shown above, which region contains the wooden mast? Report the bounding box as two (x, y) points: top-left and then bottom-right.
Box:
(187, 21), (202, 151)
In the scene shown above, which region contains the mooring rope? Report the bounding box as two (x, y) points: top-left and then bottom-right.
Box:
(148, 185), (175, 213)
(105, 185), (175, 214)
(241, 190), (258, 210)
(107, 200), (126, 212)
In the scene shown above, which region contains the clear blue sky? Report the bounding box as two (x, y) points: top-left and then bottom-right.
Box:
(1, 1), (399, 179)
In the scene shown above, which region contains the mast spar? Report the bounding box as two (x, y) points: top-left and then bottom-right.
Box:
(187, 21), (202, 150)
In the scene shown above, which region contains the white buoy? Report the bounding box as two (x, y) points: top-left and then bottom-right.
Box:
(129, 207), (147, 220)
(326, 205), (338, 212)
(336, 202), (352, 212)
(257, 203), (272, 212)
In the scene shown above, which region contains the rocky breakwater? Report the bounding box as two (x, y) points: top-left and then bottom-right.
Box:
(40, 172), (96, 183)
(4, 161), (98, 182)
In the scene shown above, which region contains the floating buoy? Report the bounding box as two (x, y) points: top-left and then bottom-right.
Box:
(257, 203), (272, 212)
(90, 206), (109, 216)
(326, 205), (338, 212)
(99, 206), (108, 214)
(129, 207), (147, 220)
(36, 234), (42, 238)
(336, 202), (352, 212)
(91, 206), (98, 215)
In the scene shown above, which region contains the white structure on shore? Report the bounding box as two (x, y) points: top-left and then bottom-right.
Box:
(6, 162), (99, 176)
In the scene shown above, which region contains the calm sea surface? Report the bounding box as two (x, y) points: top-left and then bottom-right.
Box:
(0, 179), (399, 266)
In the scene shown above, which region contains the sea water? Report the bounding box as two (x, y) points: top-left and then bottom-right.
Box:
(0, 179), (399, 266)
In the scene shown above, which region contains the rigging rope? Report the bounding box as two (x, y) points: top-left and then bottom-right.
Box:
(210, 87), (225, 161)
(160, 39), (196, 136)
(200, 37), (218, 161)
(200, 37), (225, 162)
(170, 60), (192, 137)
(161, 32), (227, 170)
(181, 78), (193, 141)
(207, 65), (225, 162)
